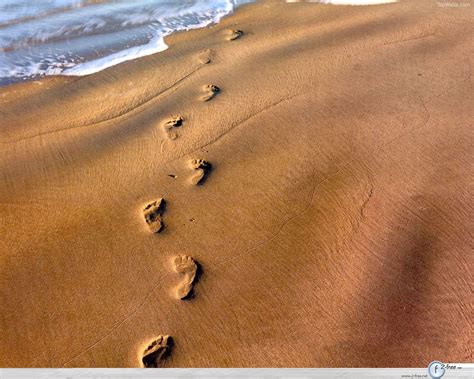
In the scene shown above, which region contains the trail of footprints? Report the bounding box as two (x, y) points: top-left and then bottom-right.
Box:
(138, 30), (244, 368)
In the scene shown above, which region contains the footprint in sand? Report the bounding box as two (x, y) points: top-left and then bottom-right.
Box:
(143, 198), (166, 233)
(189, 158), (211, 185)
(174, 255), (199, 300)
(162, 115), (183, 140)
(200, 84), (220, 102)
(197, 48), (213, 64)
(141, 335), (173, 368)
(225, 29), (244, 41)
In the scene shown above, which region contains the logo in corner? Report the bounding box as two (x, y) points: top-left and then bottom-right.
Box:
(428, 361), (446, 378)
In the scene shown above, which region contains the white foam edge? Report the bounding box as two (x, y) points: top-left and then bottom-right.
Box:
(62, 4), (233, 77)
(61, 34), (169, 76)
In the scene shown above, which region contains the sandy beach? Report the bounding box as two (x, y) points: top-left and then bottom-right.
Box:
(0, 0), (472, 368)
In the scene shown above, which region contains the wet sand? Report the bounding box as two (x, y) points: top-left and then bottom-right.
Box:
(0, 0), (472, 368)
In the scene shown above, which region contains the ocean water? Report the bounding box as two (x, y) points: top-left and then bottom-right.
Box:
(0, 0), (253, 85)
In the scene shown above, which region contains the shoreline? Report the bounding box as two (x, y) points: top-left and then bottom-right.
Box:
(0, 0), (255, 87)
(0, 0), (472, 368)
(0, 0), (404, 87)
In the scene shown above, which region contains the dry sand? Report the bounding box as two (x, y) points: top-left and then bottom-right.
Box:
(0, 0), (472, 368)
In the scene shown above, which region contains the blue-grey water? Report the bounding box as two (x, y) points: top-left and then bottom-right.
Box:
(0, 0), (253, 86)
